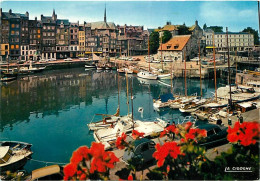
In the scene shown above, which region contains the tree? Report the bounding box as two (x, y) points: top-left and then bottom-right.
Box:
(162, 31), (172, 43)
(242, 27), (259, 45)
(203, 23), (207, 30)
(208, 26), (223, 33)
(178, 25), (192, 35)
(149, 31), (159, 54)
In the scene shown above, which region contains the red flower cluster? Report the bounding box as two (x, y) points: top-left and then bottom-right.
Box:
(227, 121), (260, 146)
(63, 143), (119, 180)
(160, 124), (179, 138)
(153, 141), (181, 167)
(185, 128), (207, 142)
(132, 130), (145, 140)
(116, 132), (128, 149)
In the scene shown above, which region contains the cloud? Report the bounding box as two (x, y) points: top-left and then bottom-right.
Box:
(199, 1), (257, 31)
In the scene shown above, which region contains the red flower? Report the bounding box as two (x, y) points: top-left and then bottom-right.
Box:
(90, 142), (105, 157)
(185, 121), (193, 130)
(227, 121), (260, 146)
(128, 175), (133, 180)
(153, 142), (181, 167)
(160, 124), (179, 138)
(71, 146), (91, 164)
(185, 128), (207, 142)
(160, 129), (168, 138)
(104, 151), (119, 168)
(79, 173), (87, 180)
(116, 132), (127, 149)
(63, 163), (77, 179)
(132, 130), (145, 140)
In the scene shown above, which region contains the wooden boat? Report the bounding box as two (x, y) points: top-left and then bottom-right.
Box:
(27, 165), (63, 181)
(153, 93), (175, 111)
(169, 95), (197, 109)
(137, 71), (157, 80)
(0, 141), (33, 172)
(93, 118), (168, 150)
(179, 98), (209, 113)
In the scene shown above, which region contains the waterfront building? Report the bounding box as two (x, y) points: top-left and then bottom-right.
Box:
(69, 22), (79, 58)
(0, 9), (29, 61)
(41, 10), (57, 60)
(78, 23), (86, 57)
(117, 25), (148, 56)
(56, 19), (70, 59)
(157, 35), (193, 61)
(20, 11), (29, 61)
(155, 22), (179, 37)
(27, 17), (42, 61)
(204, 29), (254, 52)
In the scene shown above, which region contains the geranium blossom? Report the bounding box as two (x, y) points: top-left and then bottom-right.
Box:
(227, 121), (260, 146)
(116, 132), (128, 149)
(160, 124), (179, 137)
(153, 141), (181, 167)
(132, 130), (144, 140)
(71, 146), (91, 164)
(63, 163), (77, 180)
(185, 128), (207, 142)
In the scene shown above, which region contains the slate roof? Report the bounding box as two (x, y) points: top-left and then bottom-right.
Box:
(90, 21), (116, 30)
(2, 12), (28, 19)
(57, 19), (70, 26)
(41, 16), (55, 24)
(158, 35), (191, 51)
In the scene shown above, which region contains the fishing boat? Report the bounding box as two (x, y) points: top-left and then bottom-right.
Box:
(27, 165), (63, 181)
(137, 71), (157, 80)
(157, 73), (173, 80)
(179, 98), (209, 113)
(93, 118), (168, 150)
(0, 141), (33, 172)
(19, 61), (46, 74)
(153, 93), (175, 111)
(85, 64), (96, 69)
(169, 95), (198, 109)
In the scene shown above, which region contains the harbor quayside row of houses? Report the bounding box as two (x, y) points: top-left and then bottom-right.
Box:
(0, 8), (255, 63)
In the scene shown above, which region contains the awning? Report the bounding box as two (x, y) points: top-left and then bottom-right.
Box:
(206, 46), (216, 49)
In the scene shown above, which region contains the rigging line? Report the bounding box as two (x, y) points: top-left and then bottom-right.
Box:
(30, 158), (68, 165)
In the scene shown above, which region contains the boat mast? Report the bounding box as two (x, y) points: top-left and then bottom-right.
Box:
(148, 35), (150, 72)
(184, 50), (187, 96)
(226, 27), (232, 109)
(130, 77), (134, 129)
(212, 33), (217, 101)
(171, 57), (173, 94)
(117, 71), (120, 115)
(126, 72), (130, 115)
(198, 39), (202, 97)
(235, 50), (237, 85)
(161, 35), (163, 70)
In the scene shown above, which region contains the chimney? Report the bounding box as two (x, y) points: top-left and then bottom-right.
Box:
(9, 9), (12, 14)
(25, 11), (29, 17)
(41, 14), (43, 20)
(195, 20), (198, 26)
(35, 17), (37, 20)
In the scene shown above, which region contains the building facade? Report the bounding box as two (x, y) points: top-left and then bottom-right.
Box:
(56, 19), (70, 59)
(41, 10), (57, 60)
(204, 29), (254, 52)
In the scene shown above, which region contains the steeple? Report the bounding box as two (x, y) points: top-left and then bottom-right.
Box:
(104, 4), (107, 23)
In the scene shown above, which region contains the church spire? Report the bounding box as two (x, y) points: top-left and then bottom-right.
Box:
(104, 4), (107, 23)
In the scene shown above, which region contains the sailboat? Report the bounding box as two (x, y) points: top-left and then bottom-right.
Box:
(137, 34), (158, 80)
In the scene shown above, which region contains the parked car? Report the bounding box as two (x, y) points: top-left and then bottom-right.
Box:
(122, 138), (156, 169)
(196, 123), (228, 148)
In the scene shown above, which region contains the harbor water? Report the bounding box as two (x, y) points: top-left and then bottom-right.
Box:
(0, 68), (224, 172)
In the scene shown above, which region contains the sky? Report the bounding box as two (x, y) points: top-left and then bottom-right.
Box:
(0, 0), (259, 32)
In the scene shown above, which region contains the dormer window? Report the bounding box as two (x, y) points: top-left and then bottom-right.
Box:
(167, 45), (171, 49)
(174, 44), (179, 49)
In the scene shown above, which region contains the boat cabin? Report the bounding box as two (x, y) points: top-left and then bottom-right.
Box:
(0, 146), (12, 164)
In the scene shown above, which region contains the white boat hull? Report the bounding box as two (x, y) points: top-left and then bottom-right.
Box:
(158, 74), (172, 80)
(137, 72), (157, 80)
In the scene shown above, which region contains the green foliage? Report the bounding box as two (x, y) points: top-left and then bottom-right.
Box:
(209, 26), (223, 33)
(203, 23), (207, 30)
(242, 27), (259, 45)
(149, 31), (159, 54)
(162, 31), (172, 43)
(178, 25), (192, 35)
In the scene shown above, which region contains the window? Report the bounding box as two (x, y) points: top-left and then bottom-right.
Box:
(38, 35), (41, 38)
(38, 29), (41, 34)
(11, 31), (15, 35)
(15, 45), (19, 49)
(11, 45), (14, 49)
(11, 24), (15, 28)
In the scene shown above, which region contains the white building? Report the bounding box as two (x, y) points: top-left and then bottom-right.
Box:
(204, 29), (254, 52)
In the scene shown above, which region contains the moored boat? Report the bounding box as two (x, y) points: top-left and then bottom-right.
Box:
(137, 71), (157, 80)
(0, 141), (33, 172)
